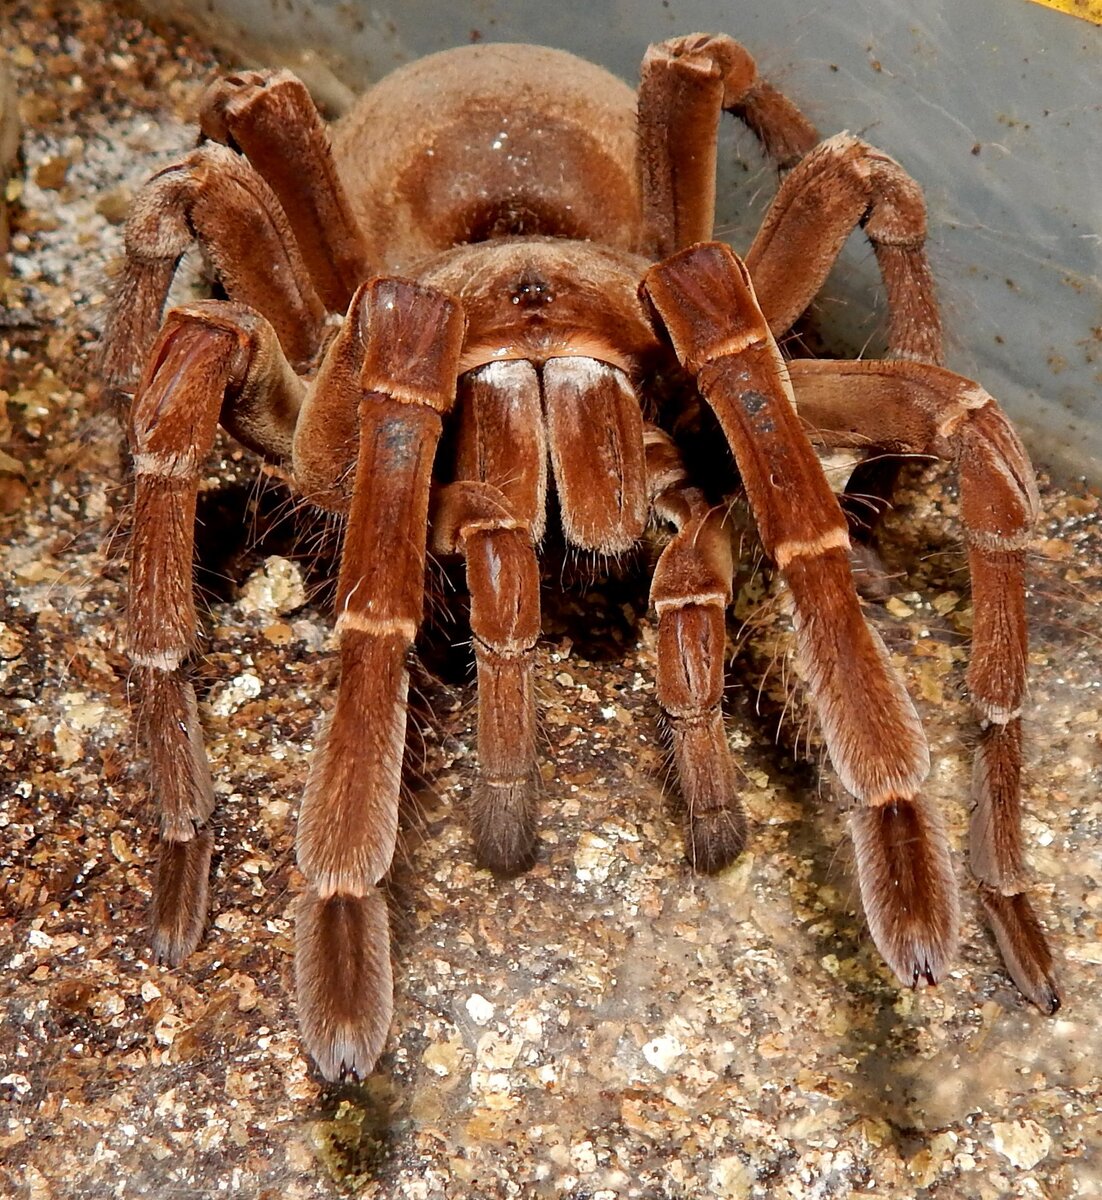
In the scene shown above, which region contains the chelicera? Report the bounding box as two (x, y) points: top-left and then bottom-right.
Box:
(102, 36), (1059, 1080)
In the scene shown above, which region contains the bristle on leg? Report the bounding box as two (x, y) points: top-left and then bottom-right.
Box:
(671, 713), (748, 874)
(151, 831), (213, 964)
(295, 887), (394, 1082)
(140, 671), (216, 965)
(978, 886), (1060, 1014)
(970, 719), (1061, 1013)
(470, 776), (538, 875)
(849, 795), (959, 988)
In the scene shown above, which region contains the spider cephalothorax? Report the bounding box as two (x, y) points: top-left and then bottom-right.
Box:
(102, 36), (1058, 1080)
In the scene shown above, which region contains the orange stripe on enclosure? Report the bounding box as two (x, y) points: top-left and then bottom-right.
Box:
(1025, 0), (1102, 25)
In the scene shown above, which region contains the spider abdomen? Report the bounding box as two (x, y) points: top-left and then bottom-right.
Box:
(330, 44), (645, 270)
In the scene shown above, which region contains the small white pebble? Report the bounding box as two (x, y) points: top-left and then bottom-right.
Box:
(991, 1118), (1051, 1169)
(642, 1033), (684, 1072)
(291, 619), (327, 651)
(711, 1156), (753, 1199)
(465, 993), (495, 1025)
(573, 833), (614, 883)
(153, 1013), (184, 1046)
(208, 672), (262, 716)
(237, 555), (306, 615)
(570, 1140), (598, 1173)
(476, 1030), (523, 1070)
(422, 1036), (463, 1077)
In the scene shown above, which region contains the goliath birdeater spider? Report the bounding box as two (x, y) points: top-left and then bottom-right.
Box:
(102, 36), (1059, 1080)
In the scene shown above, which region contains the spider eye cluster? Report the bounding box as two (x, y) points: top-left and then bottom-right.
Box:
(509, 271), (555, 307)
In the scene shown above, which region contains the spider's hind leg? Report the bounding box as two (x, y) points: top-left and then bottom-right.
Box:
(791, 356), (1059, 1012)
(636, 33), (820, 258)
(198, 69), (371, 313)
(745, 132), (943, 366)
(127, 301), (304, 962)
(102, 143), (327, 404)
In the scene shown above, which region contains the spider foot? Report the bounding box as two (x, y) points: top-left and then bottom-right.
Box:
(685, 802), (748, 875)
(669, 712), (748, 874)
(978, 885), (1061, 1014)
(849, 797), (960, 991)
(470, 776), (539, 875)
(296, 887), (394, 1082)
(150, 830), (213, 965)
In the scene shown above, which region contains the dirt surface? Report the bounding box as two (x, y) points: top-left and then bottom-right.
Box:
(1, 4), (1100, 1198)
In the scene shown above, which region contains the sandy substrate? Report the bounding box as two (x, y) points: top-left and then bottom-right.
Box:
(1, 4), (1099, 1197)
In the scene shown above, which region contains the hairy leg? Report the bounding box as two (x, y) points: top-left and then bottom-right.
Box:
(645, 243), (959, 989)
(791, 357), (1057, 1011)
(636, 33), (820, 257)
(199, 70), (371, 313)
(102, 143), (326, 400)
(746, 133), (942, 364)
(635, 36), (940, 364)
(645, 427), (747, 871)
(293, 278), (464, 1080)
(433, 478), (541, 872)
(126, 302), (304, 961)
(445, 358), (554, 869)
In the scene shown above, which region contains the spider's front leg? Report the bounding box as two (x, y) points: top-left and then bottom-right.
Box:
(644, 428), (747, 871)
(293, 279), (464, 1081)
(127, 301), (305, 961)
(645, 243), (959, 987)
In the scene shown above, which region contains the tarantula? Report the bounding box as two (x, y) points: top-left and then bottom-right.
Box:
(102, 36), (1059, 1081)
